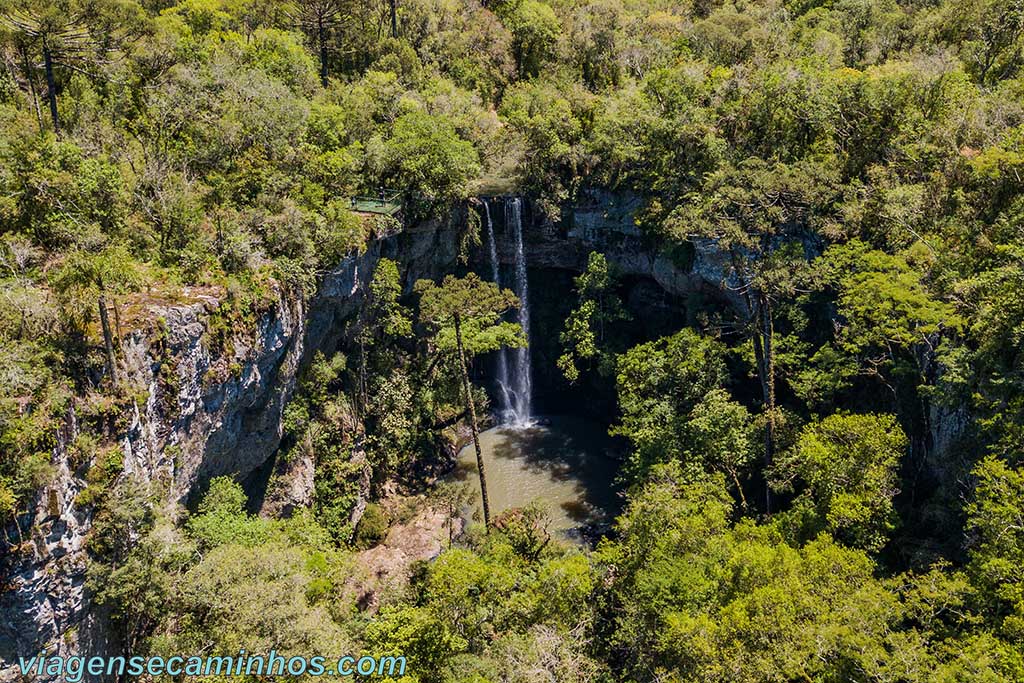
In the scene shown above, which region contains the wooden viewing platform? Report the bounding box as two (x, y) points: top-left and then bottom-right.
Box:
(350, 189), (402, 216)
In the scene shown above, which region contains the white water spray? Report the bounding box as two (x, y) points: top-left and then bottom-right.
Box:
(481, 197), (533, 426)
(482, 199), (513, 421)
(506, 198), (533, 425)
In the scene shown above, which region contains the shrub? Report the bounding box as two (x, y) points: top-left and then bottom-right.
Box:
(354, 502), (389, 549)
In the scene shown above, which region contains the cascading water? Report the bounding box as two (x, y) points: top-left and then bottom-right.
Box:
(480, 197), (533, 426)
(482, 199), (513, 422)
(506, 197), (533, 425)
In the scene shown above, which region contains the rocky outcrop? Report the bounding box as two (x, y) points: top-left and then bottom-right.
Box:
(350, 499), (464, 614)
(0, 286), (309, 675)
(0, 409), (93, 669)
(479, 190), (740, 311)
(121, 289), (306, 501)
(0, 218), (463, 678)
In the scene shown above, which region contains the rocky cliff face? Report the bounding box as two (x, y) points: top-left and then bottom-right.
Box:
(2, 198), (681, 672)
(1, 198), (968, 675)
(0, 219), (462, 677)
(479, 191), (741, 311)
(0, 288), (308, 675)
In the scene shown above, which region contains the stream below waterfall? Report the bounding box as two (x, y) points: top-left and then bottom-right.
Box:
(448, 415), (623, 540)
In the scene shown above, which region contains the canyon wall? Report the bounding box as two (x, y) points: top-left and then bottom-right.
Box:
(0, 219), (462, 675)
(480, 190), (737, 308)
(0, 194), (967, 675)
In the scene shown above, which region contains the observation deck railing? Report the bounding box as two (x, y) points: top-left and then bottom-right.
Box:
(350, 189), (402, 216)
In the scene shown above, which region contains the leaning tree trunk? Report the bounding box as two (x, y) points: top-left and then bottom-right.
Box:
(42, 42), (59, 133)
(454, 314), (491, 529)
(98, 293), (118, 388)
(390, 0), (398, 38)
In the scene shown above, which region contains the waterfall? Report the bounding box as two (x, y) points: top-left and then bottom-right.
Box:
(506, 197), (533, 425)
(480, 197), (534, 426)
(482, 199), (514, 421)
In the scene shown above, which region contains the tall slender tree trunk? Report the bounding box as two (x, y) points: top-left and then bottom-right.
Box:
(98, 292), (118, 388)
(390, 0), (398, 38)
(112, 296), (124, 341)
(19, 45), (43, 133)
(759, 295), (776, 512)
(359, 334), (367, 418)
(728, 467), (749, 512)
(454, 314), (491, 529)
(447, 500), (454, 548)
(42, 42), (59, 133)
(731, 250), (775, 513)
(10, 508), (24, 546)
(318, 18), (329, 87)
(749, 316), (772, 513)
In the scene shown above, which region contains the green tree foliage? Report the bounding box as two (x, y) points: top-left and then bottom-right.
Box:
(952, 232), (1024, 460)
(386, 109), (481, 217)
(597, 465), (889, 682)
(771, 413), (906, 552)
(933, 0), (1024, 84)
(1, 0), (148, 132)
(683, 388), (758, 509)
(279, 350), (366, 544)
(0, 133), (130, 249)
(186, 476), (272, 550)
(0, 238), (63, 533)
(667, 159), (830, 507)
(498, 0), (561, 79)
(350, 259), (422, 486)
(366, 519), (602, 681)
(557, 251), (629, 384)
(158, 539), (354, 658)
(966, 456), (1024, 640)
(354, 258), (411, 412)
(85, 480), (171, 653)
(353, 500), (389, 548)
(498, 77), (596, 215)
(597, 463), (1023, 682)
(612, 329), (731, 481)
(275, 259), (457, 546)
(415, 273), (523, 358)
(51, 244), (141, 387)
(813, 241), (957, 395)
(286, 0), (346, 86)
(89, 477), (359, 659)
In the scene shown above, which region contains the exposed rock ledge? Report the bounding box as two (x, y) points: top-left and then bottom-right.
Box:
(478, 191), (744, 311)
(0, 219), (461, 677)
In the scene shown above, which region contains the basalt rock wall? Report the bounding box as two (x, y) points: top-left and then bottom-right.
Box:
(0, 218), (462, 678)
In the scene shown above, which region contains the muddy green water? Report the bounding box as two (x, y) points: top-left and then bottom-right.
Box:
(450, 415), (623, 540)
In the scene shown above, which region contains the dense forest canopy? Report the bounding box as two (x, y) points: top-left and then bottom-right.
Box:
(1, 0), (1023, 680)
